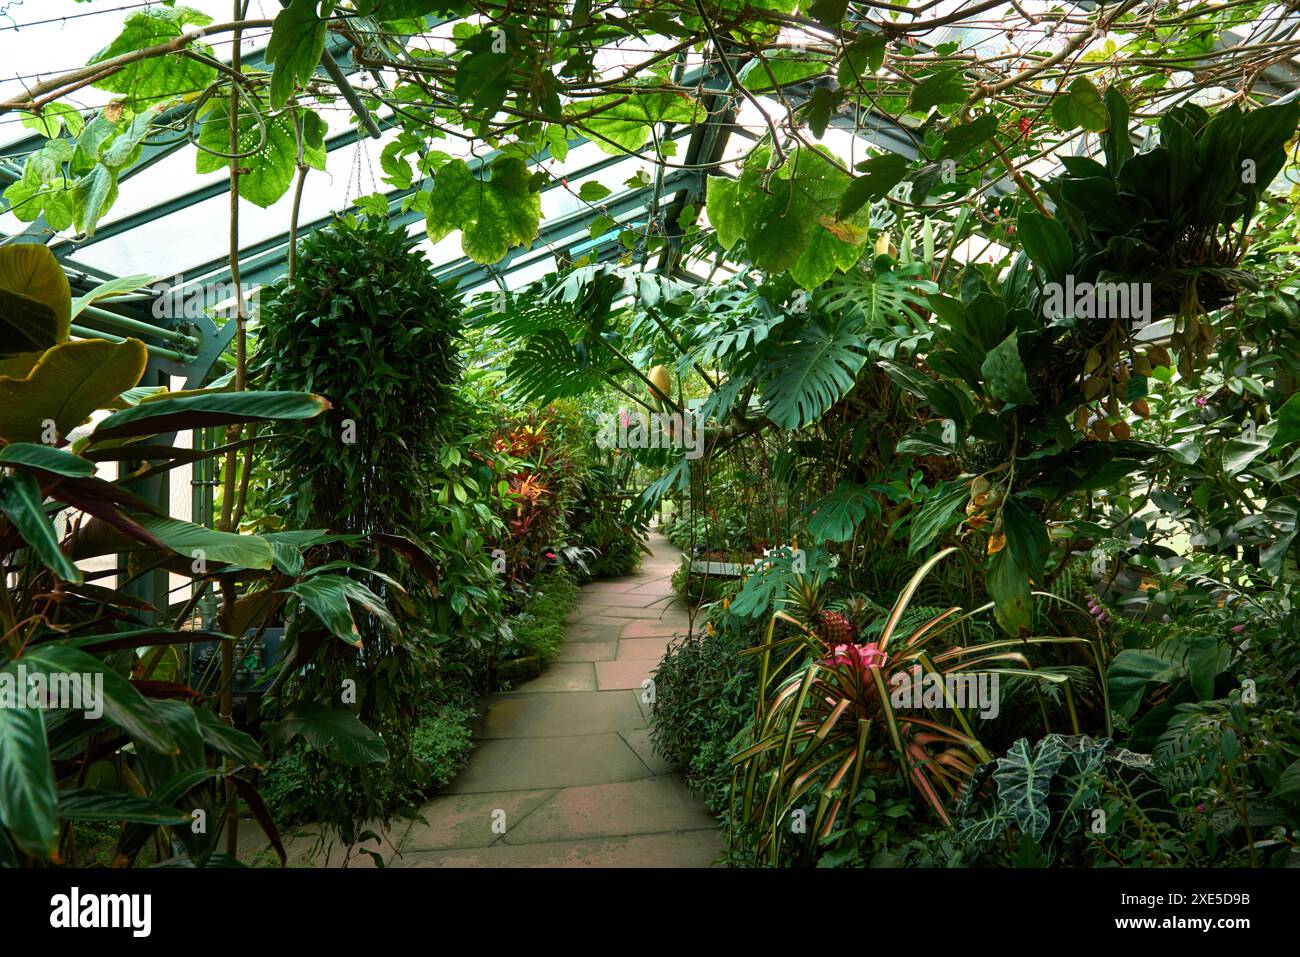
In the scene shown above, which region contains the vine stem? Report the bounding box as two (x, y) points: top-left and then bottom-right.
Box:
(216, 0), (248, 862)
(0, 19), (274, 114)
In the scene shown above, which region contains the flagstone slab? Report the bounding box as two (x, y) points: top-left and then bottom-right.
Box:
(556, 640), (618, 662)
(477, 689), (645, 738)
(617, 636), (673, 661)
(400, 789), (556, 853)
(397, 830), (722, 868)
(504, 776), (717, 844)
(619, 619), (688, 638)
(444, 734), (651, 793)
(580, 580), (641, 594)
(507, 662), (597, 692)
(574, 590), (665, 608)
(566, 612), (650, 626)
(566, 622), (624, 642)
(576, 603), (688, 620)
(618, 727), (681, 775)
(595, 659), (656, 691)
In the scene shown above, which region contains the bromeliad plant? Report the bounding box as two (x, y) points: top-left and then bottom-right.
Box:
(731, 548), (1105, 865)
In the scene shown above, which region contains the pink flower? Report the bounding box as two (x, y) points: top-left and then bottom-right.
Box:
(824, 641), (888, 675)
(1195, 395), (1207, 408)
(1231, 623), (1246, 634)
(545, 551), (556, 560)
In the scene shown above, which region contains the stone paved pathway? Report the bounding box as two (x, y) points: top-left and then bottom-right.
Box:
(268, 533), (722, 867)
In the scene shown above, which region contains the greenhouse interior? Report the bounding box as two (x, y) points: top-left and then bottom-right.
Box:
(1, 0), (1299, 888)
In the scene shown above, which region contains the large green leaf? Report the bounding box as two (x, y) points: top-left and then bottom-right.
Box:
(58, 789), (192, 825)
(981, 332), (1035, 406)
(739, 146), (866, 273)
(836, 33), (886, 86)
(840, 154), (909, 217)
(1052, 77), (1110, 132)
(90, 390), (329, 442)
(0, 339), (147, 444)
(281, 574), (398, 647)
(0, 442), (94, 478)
(581, 91), (703, 154)
(1002, 495), (1048, 578)
(88, 6), (216, 105)
(265, 0), (328, 110)
(1271, 392), (1300, 448)
(132, 515), (275, 570)
(0, 471), (82, 583)
(758, 318), (868, 428)
(987, 544), (1031, 635)
(17, 643), (177, 754)
(993, 736), (1064, 841)
(737, 53), (828, 94)
(1106, 649), (1171, 718)
(196, 102), (327, 208)
(909, 69), (970, 112)
(0, 676), (57, 859)
(905, 480), (967, 557)
(0, 244), (71, 346)
(789, 227), (864, 290)
(705, 175), (745, 250)
(818, 261), (936, 326)
(1017, 211), (1073, 283)
(938, 113), (999, 161)
(806, 483), (882, 543)
(426, 157), (542, 264)
(506, 329), (611, 403)
(193, 708), (263, 766)
(263, 702), (389, 766)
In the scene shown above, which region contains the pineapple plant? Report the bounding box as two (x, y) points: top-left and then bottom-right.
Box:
(814, 609), (856, 646)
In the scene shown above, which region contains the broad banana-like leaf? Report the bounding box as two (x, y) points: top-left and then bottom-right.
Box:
(0, 338), (147, 444)
(0, 471), (82, 582)
(90, 390), (331, 442)
(0, 674), (58, 859)
(0, 243), (71, 347)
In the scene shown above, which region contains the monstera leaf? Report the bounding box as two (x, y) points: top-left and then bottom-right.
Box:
(806, 482), (884, 543)
(758, 317), (869, 429)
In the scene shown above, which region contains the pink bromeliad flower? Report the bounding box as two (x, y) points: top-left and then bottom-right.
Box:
(824, 641), (888, 676)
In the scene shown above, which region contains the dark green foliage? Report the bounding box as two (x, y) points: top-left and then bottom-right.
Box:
(410, 704), (477, 790)
(507, 569), (580, 663)
(258, 747), (316, 829)
(253, 213), (464, 843)
(649, 596), (758, 814)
